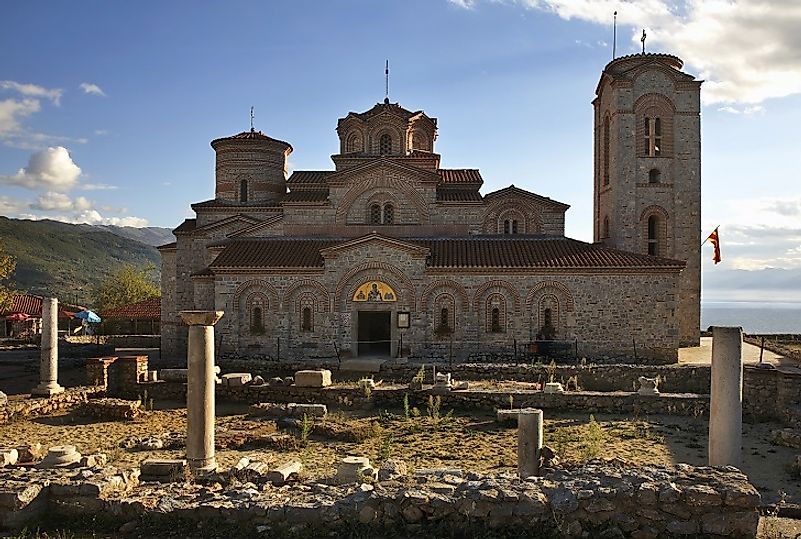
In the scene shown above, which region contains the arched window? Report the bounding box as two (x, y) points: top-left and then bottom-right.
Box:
(503, 220), (510, 234)
(647, 215), (659, 255)
(379, 133), (392, 155)
(251, 306), (263, 333)
(644, 117), (662, 157)
(603, 115), (611, 186)
(648, 168), (661, 184)
(240, 179), (248, 203)
(603, 216), (610, 239)
(491, 308), (502, 333)
(383, 203), (394, 225)
(439, 307), (450, 331)
(347, 132), (362, 153)
(512, 220), (519, 234)
(301, 307), (313, 332)
(369, 203), (382, 225)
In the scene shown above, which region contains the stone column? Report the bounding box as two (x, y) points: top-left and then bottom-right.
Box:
(33, 298), (64, 396)
(709, 326), (743, 467)
(181, 310), (223, 473)
(518, 408), (543, 479)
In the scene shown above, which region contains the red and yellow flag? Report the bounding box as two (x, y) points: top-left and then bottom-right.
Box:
(706, 227), (721, 264)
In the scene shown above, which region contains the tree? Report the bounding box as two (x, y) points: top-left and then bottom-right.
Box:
(0, 242), (16, 313)
(93, 263), (159, 312)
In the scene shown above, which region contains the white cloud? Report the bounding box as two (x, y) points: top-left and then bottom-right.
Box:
(94, 129), (109, 136)
(0, 98), (40, 137)
(453, 0), (801, 105)
(448, 0), (477, 8)
(0, 146), (82, 191)
(79, 82), (106, 97)
(30, 192), (92, 212)
(0, 81), (62, 105)
(0, 195), (26, 215)
(81, 183), (117, 191)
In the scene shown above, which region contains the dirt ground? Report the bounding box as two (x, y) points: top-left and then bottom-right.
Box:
(1, 397), (798, 508)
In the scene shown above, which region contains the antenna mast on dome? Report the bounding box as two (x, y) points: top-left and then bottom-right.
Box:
(384, 60), (390, 104)
(612, 11), (617, 59)
(250, 106), (255, 132)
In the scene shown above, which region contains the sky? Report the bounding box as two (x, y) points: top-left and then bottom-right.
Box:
(1, 1), (800, 302)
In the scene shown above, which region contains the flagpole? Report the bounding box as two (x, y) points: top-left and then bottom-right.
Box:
(701, 225), (720, 246)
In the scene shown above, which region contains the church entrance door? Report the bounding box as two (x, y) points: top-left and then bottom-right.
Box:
(357, 311), (391, 357)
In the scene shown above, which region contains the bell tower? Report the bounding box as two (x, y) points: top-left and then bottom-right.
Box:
(593, 53), (702, 346)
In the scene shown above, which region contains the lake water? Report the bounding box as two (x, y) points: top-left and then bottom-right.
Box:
(701, 302), (801, 334)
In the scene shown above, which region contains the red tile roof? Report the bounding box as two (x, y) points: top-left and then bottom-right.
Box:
(283, 190), (329, 203)
(192, 198), (281, 209)
(173, 219), (196, 234)
(436, 189), (482, 202)
(211, 239), (338, 269)
(209, 237), (684, 271)
(286, 171), (335, 185)
(484, 185), (570, 209)
(438, 169), (483, 185)
(1, 294), (85, 318)
(101, 297), (161, 320)
(210, 129), (292, 150)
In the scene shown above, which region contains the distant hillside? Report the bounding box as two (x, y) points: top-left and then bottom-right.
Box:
(92, 225), (174, 247)
(0, 217), (161, 306)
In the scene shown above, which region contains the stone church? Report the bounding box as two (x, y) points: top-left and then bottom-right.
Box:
(159, 53), (701, 363)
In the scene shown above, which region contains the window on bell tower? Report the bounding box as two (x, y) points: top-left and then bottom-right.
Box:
(647, 215), (659, 255)
(644, 117), (662, 157)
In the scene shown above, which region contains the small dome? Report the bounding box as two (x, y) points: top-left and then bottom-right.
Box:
(211, 129), (293, 152)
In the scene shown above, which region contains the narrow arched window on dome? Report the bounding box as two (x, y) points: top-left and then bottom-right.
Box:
(647, 215), (659, 256)
(649, 168), (661, 184)
(240, 179), (248, 203)
(369, 203), (382, 225)
(512, 220), (519, 234)
(503, 220), (510, 234)
(379, 133), (392, 155)
(383, 203), (394, 224)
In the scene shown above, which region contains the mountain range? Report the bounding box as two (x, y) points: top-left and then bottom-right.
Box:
(0, 216), (173, 305)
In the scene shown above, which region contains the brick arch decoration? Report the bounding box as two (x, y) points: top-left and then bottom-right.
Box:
(420, 279), (469, 312)
(525, 280), (574, 313)
(370, 125), (405, 155)
(233, 279), (279, 313)
(634, 92), (675, 158)
(336, 174), (430, 225)
(334, 261), (416, 311)
(639, 204), (671, 256)
(471, 280), (521, 313)
(345, 128), (365, 153)
(482, 200), (542, 234)
(280, 279), (331, 313)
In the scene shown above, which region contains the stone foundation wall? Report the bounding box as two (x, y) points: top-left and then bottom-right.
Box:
(0, 387), (104, 425)
(743, 366), (801, 426)
(66, 335), (160, 348)
(217, 358), (711, 394)
(0, 463), (760, 537)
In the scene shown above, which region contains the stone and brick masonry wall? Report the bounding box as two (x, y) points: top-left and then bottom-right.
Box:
(0, 463), (760, 537)
(0, 387), (104, 425)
